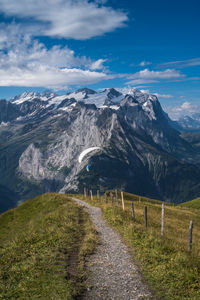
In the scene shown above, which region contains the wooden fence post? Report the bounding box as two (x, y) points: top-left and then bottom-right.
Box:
(144, 206), (147, 228)
(105, 193), (108, 204)
(84, 187), (87, 199)
(161, 203), (164, 236)
(121, 191), (125, 210)
(97, 190), (100, 202)
(90, 190), (93, 201)
(188, 220), (193, 252)
(131, 202), (135, 220)
(111, 192), (114, 205)
(115, 189), (118, 206)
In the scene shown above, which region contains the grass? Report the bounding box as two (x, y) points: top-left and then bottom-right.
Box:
(0, 193), (97, 300)
(180, 197), (200, 210)
(80, 191), (200, 300)
(1, 191), (200, 299)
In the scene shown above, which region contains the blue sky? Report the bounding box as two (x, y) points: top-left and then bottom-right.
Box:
(0, 0), (199, 119)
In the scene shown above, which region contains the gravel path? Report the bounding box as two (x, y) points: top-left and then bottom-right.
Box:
(72, 198), (157, 300)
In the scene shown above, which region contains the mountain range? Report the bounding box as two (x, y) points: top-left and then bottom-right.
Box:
(0, 87), (200, 212)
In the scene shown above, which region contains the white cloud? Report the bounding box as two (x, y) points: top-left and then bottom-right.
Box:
(0, 0), (128, 40)
(0, 66), (107, 90)
(126, 68), (185, 86)
(90, 59), (107, 70)
(130, 68), (185, 80)
(164, 102), (199, 120)
(0, 1), (128, 89)
(139, 61), (151, 67)
(130, 88), (173, 99)
(126, 79), (158, 85)
(160, 57), (200, 68)
(0, 36), (85, 69)
(180, 102), (193, 110)
(153, 93), (173, 99)
(0, 31), (109, 89)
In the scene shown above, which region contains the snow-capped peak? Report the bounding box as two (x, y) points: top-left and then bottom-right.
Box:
(116, 87), (137, 95)
(11, 90), (58, 105)
(116, 87), (158, 104)
(66, 88), (96, 101)
(65, 88), (123, 108)
(40, 91), (57, 100)
(9, 87), (161, 117)
(12, 92), (40, 104)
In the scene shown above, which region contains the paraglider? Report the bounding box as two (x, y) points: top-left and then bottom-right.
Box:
(86, 164), (90, 172)
(78, 147), (101, 164)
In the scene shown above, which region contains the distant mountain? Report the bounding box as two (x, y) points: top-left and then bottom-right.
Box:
(177, 113), (200, 131)
(0, 87), (200, 212)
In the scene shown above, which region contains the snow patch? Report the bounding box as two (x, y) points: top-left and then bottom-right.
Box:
(13, 92), (39, 104)
(0, 121), (9, 126)
(110, 105), (120, 110)
(142, 101), (157, 120)
(67, 91), (85, 101)
(47, 95), (69, 107)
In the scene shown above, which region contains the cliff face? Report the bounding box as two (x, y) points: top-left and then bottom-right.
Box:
(0, 88), (200, 211)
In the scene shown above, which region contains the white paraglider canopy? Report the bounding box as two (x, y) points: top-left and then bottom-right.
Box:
(78, 147), (101, 163)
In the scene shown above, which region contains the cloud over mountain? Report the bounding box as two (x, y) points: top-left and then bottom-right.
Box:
(0, 28), (109, 89)
(164, 101), (200, 120)
(127, 68), (185, 86)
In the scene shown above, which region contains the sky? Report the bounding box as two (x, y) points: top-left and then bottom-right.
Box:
(0, 0), (199, 119)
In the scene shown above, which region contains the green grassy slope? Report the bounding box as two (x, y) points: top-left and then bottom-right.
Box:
(81, 192), (200, 300)
(180, 197), (200, 209)
(0, 193), (97, 300)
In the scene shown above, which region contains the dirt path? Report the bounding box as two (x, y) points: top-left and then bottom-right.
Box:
(72, 198), (157, 300)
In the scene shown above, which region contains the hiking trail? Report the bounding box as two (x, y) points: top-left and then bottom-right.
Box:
(72, 197), (156, 300)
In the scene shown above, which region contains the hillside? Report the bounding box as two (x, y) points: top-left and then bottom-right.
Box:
(181, 132), (200, 152)
(1, 191), (200, 299)
(180, 197), (200, 209)
(0, 193), (96, 299)
(82, 191), (200, 300)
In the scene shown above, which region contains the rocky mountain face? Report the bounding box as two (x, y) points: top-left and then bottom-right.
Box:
(0, 87), (200, 212)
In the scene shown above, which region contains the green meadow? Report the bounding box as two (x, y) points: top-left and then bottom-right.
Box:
(0, 193), (97, 300)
